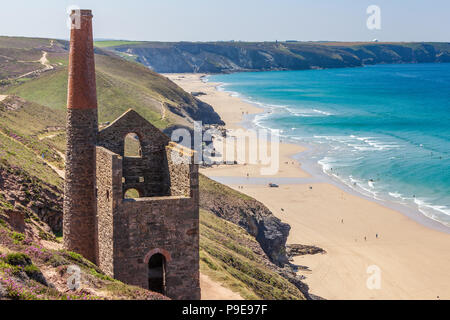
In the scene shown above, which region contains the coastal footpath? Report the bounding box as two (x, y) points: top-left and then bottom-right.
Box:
(166, 73), (450, 300)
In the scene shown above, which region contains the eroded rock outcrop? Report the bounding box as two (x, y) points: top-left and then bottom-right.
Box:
(0, 163), (63, 233)
(199, 174), (290, 267)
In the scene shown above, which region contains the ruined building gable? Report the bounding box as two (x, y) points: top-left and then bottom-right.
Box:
(97, 109), (170, 156)
(97, 109), (172, 197)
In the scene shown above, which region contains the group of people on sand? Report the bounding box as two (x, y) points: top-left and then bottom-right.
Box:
(341, 218), (380, 241)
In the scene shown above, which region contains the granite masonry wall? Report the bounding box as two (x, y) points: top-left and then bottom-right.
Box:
(97, 109), (171, 197)
(95, 109), (200, 300)
(95, 146), (122, 276)
(64, 108), (98, 263)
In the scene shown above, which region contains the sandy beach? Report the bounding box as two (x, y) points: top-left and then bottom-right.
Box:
(165, 73), (450, 300)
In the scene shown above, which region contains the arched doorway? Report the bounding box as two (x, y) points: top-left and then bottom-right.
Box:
(148, 253), (166, 294)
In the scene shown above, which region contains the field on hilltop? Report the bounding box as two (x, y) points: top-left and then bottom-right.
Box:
(95, 40), (450, 73)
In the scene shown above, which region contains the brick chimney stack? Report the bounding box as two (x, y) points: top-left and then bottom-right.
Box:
(63, 9), (98, 263)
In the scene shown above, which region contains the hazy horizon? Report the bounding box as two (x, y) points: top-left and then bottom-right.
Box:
(0, 0), (448, 43)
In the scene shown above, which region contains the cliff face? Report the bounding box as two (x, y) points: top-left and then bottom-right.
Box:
(107, 42), (450, 73)
(199, 174), (290, 267)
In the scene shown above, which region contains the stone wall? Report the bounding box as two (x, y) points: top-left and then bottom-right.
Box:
(114, 195), (200, 300)
(166, 142), (195, 197)
(96, 146), (122, 276)
(97, 109), (172, 197)
(95, 110), (200, 299)
(63, 108), (98, 263)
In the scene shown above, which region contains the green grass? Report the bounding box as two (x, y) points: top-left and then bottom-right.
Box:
(3, 37), (221, 130)
(199, 174), (253, 201)
(114, 51), (139, 63)
(94, 40), (144, 48)
(0, 96), (66, 180)
(5, 69), (68, 110)
(4, 252), (31, 266)
(5, 53), (185, 129)
(0, 133), (62, 187)
(0, 36), (54, 49)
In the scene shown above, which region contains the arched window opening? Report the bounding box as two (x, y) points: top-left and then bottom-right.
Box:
(148, 253), (166, 294)
(124, 188), (140, 199)
(124, 133), (142, 157)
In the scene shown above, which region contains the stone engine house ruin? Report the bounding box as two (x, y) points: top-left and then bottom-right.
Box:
(63, 9), (200, 300)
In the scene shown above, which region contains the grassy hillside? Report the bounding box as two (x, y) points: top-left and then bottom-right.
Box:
(0, 36), (223, 128)
(0, 36), (308, 300)
(200, 210), (304, 300)
(0, 213), (168, 300)
(0, 37), (66, 83)
(96, 40), (450, 73)
(0, 97), (63, 188)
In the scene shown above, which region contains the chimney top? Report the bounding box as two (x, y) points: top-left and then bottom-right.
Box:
(71, 9), (93, 17)
(67, 9), (97, 110)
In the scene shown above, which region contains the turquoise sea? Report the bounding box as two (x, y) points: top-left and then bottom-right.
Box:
(209, 63), (450, 228)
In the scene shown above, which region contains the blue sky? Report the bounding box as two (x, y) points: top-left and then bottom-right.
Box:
(0, 0), (448, 42)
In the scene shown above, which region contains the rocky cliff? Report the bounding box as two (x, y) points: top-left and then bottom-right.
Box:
(103, 41), (450, 73)
(199, 174), (290, 267)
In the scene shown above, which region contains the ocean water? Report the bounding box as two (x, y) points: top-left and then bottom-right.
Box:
(209, 63), (450, 228)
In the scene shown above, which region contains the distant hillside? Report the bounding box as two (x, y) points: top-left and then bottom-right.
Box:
(0, 36), (224, 127)
(96, 41), (450, 73)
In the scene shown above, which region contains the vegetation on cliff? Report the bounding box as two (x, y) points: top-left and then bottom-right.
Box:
(199, 174), (290, 267)
(96, 41), (450, 73)
(0, 36), (224, 128)
(200, 209), (304, 300)
(0, 215), (168, 300)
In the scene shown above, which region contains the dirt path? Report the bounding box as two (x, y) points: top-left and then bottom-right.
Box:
(39, 51), (53, 71)
(200, 273), (243, 300)
(17, 51), (54, 79)
(160, 102), (166, 120)
(0, 130), (65, 179)
(0, 95), (7, 102)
